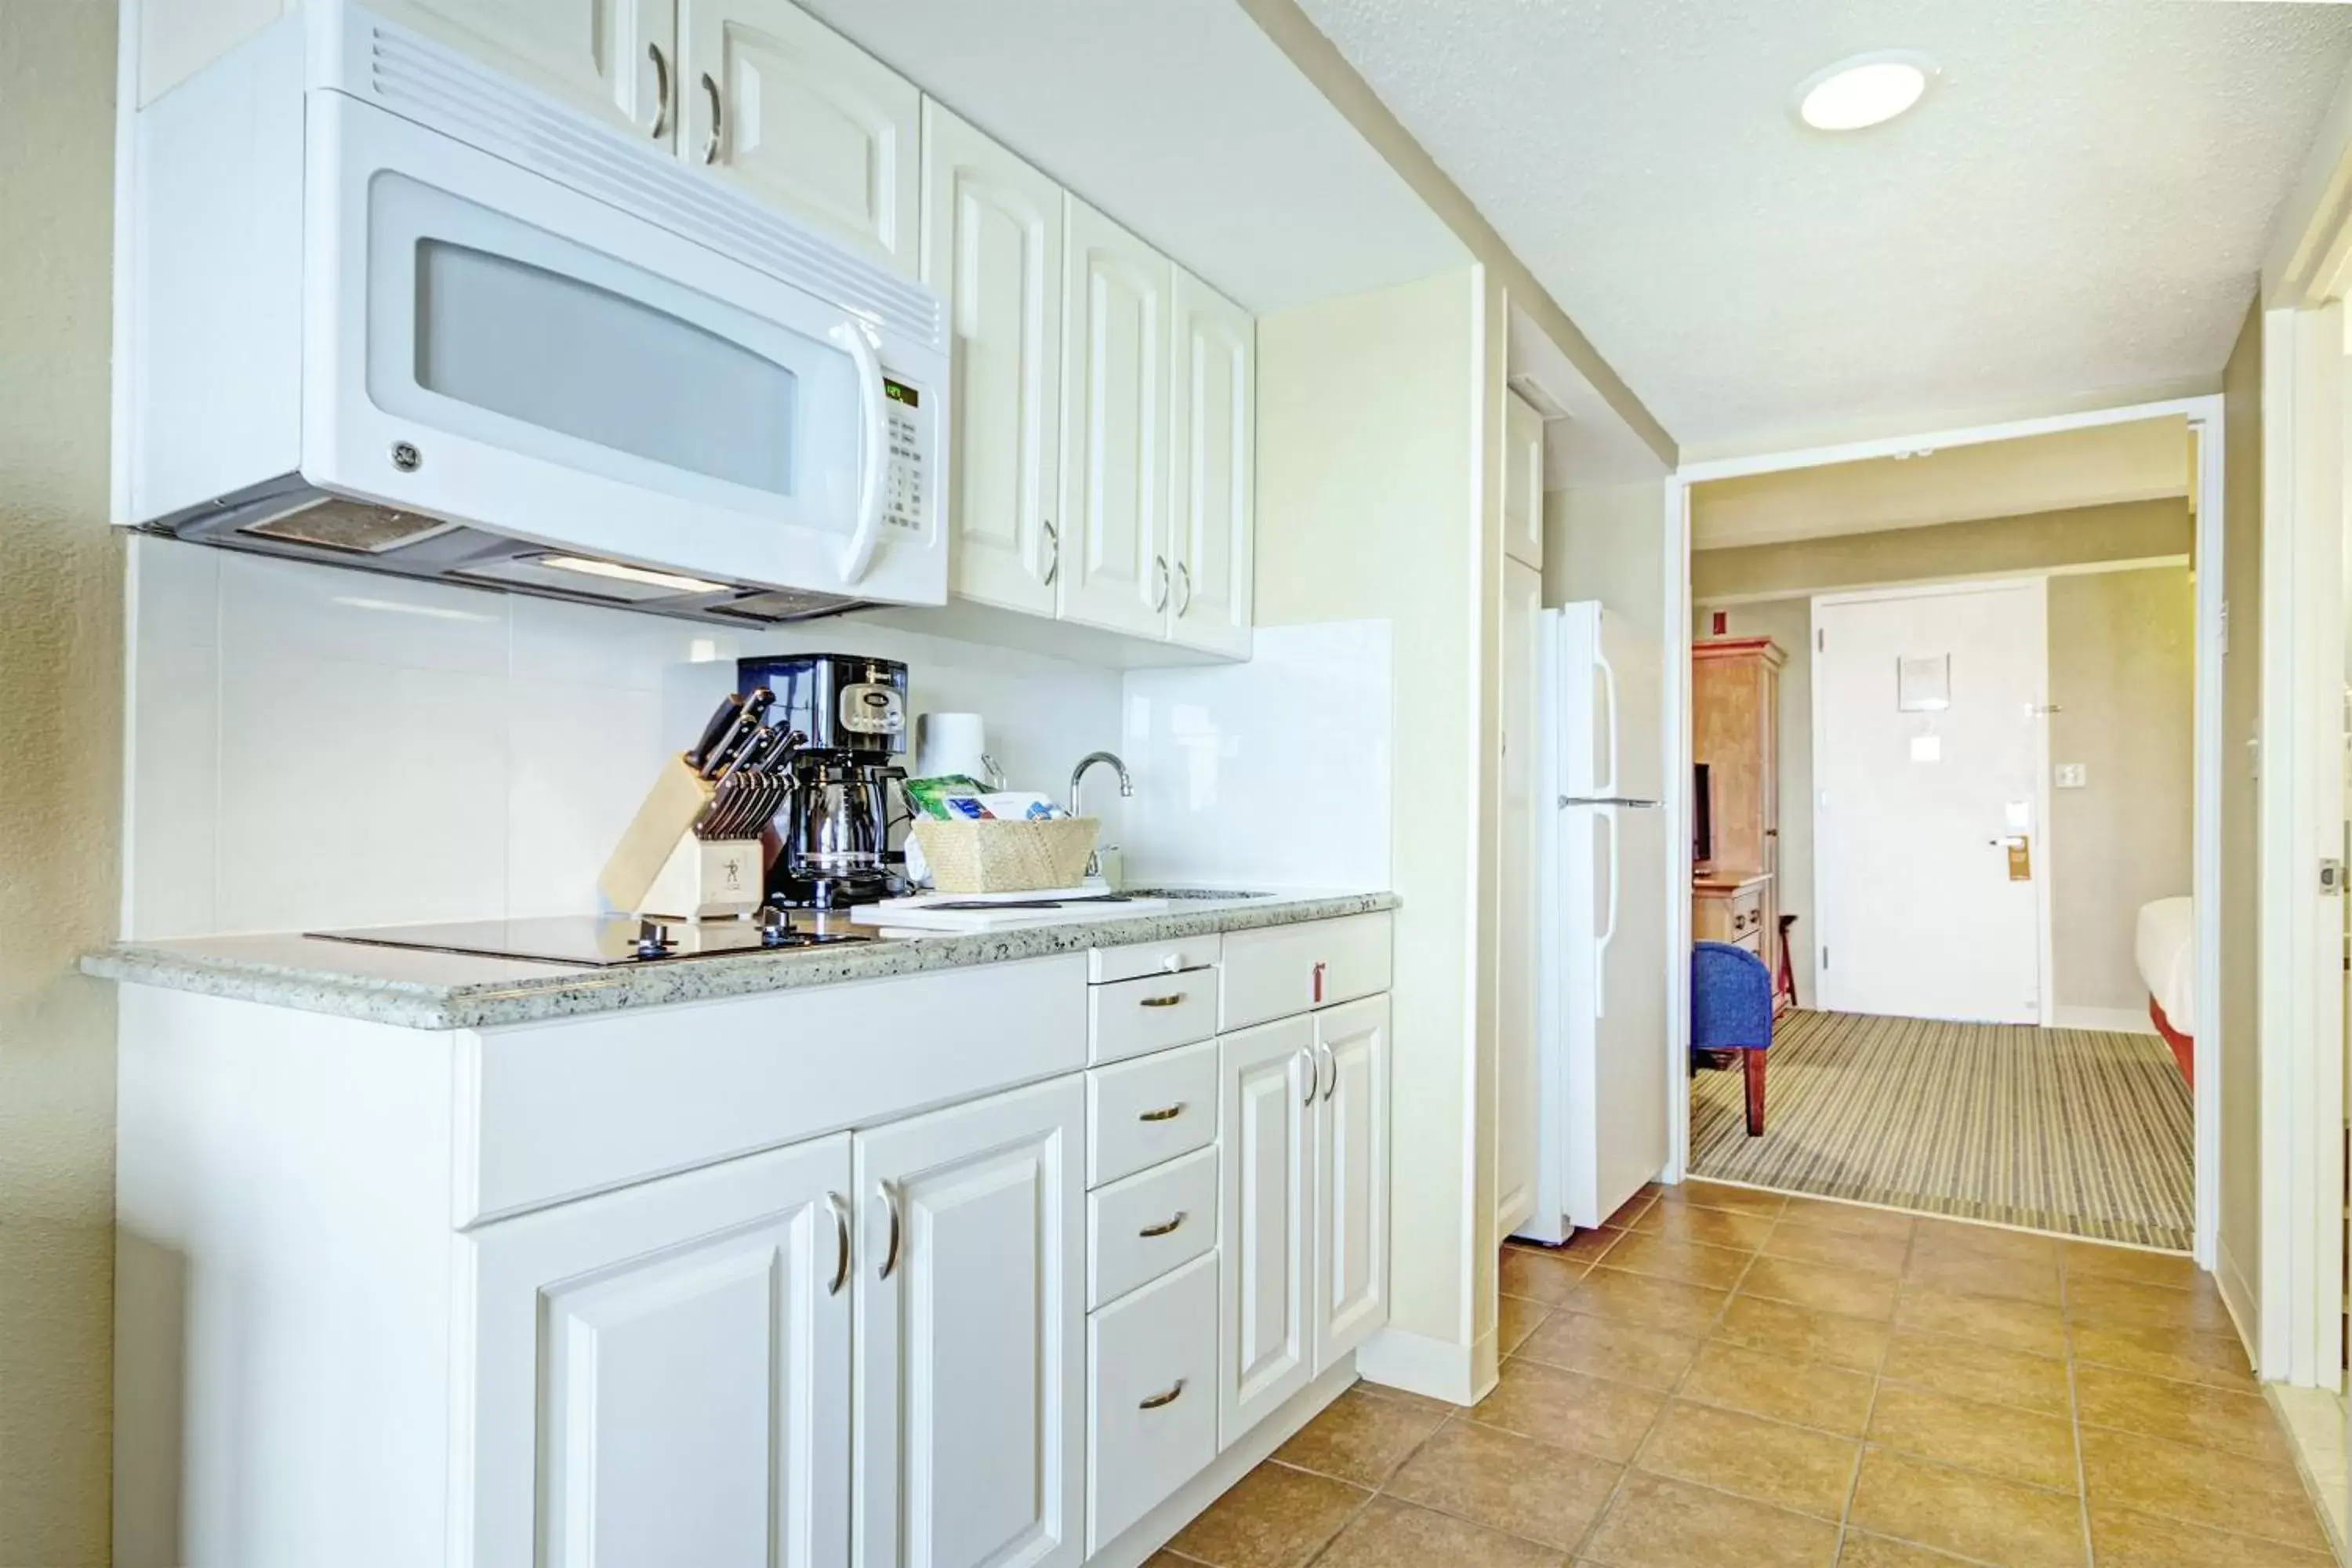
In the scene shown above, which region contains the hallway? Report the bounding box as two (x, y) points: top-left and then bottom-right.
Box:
(1156, 1181), (2332, 1567)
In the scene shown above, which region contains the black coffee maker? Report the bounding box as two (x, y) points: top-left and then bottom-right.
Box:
(738, 653), (909, 909)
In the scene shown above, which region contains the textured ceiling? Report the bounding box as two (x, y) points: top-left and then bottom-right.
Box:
(1295, 0), (2352, 454)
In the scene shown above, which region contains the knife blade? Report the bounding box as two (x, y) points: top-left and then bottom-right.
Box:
(682, 693), (743, 772)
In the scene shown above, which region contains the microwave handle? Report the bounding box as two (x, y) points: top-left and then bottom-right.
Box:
(831, 318), (888, 585)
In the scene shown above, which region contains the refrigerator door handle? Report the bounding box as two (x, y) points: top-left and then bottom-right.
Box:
(1593, 644), (1621, 799)
(1560, 796), (1661, 808)
(1594, 806), (1620, 1018)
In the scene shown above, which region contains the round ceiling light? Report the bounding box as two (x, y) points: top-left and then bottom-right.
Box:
(1793, 52), (1936, 132)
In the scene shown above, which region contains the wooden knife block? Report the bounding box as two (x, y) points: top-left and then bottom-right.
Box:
(598, 757), (765, 920)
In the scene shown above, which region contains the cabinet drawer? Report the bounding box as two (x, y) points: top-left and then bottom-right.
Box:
(1088, 1040), (1217, 1187)
(1087, 1253), (1218, 1554)
(1091, 935), (1221, 984)
(1089, 1146), (1217, 1308)
(1089, 969), (1218, 1066)
(1219, 913), (1393, 1033)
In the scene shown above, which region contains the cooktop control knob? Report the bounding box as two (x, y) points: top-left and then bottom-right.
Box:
(635, 920), (674, 959)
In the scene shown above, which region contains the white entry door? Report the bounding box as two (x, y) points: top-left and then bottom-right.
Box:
(1814, 580), (2049, 1023)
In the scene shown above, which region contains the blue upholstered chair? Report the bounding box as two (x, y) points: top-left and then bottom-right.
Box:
(1692, 940), (1773, 1136)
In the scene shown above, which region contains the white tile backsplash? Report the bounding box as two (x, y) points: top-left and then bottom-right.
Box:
(123, 537), (1128, 938)
(1120, 621), (1392, 892)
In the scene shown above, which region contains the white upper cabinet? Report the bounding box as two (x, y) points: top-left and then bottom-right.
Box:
(1504, 388), (1546, 571)
(371, 0), (680, 143)
(678, 0), (921, 278)
(923, 103), (1063, 618)
(466, 1134), (853, 1568)
(853, 1076), (1086, 1568)
(1217, 1016), (1316, 1448)
(1058, 198), (1174, 642)
(1167, 268), (1254, 659)
(1312, 994), (1391, 1369)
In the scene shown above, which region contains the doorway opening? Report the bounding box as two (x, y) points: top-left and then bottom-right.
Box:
(1668, 408), (2223, 1258)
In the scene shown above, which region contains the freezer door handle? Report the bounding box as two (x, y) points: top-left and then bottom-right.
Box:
(1559, 796), (1661, 809)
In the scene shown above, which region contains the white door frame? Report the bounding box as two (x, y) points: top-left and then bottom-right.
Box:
(1661, 394), (2226, 1279)
(1807, 576), (2056, 1027)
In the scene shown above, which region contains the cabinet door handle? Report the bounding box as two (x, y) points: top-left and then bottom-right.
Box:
(700, 72), (723, 165)
(1137, 1102), (1185, 1123)
(1041, 519), (1059, 586)
(1138, 1378), (1187, 1410)
(648, 42), (672, 139)
(1138, 993), (1185, 1009)
(1138, 1210), (1186, 1239)
(1318, 1042), (1337, 1102)
(875, 1178), (904, 1281)
(1152, 556), (1171, 613)
(825, 1190), (851, 1297)
(1298, 1046), (1315, 1105)
(1175, 560), (1193, 616)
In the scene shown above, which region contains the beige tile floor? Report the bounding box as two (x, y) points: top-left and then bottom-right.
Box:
(1154, 1180), (2339, 1568)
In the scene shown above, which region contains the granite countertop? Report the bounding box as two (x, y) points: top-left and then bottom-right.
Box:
(82, 890), (1398, 1032)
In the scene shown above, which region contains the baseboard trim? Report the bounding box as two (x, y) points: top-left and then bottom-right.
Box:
(2216, 1236), (2260, 1376)
(2049, 1005), (2158, 1036)
(1087, 1358), (1359, 1568)
(1354, 1323), (1494, 1406)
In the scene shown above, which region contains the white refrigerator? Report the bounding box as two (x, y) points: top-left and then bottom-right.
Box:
(1519, 601), (1671, 1243)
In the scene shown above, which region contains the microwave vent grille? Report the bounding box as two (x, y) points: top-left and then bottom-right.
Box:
(242, 495), (457, 554)
(356, 24), (944, 357)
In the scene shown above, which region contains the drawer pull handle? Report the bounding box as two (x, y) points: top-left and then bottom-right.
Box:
(825, 1190), (851, 1297)
(1138, 1378), (1187, 1410)
(875, 1179), (904, 1282)
(1138, 1103), (1185, 1123)
(1138, 993), (1185, 1009)
(1138, 1210), (1187, 1239)
(1312, 960), (1327, 1005)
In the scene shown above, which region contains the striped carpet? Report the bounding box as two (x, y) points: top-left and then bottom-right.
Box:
(1689, 1009), (2194, 1250)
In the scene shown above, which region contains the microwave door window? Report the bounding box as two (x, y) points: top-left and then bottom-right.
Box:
(413, 239), (797, 497)
(363, 175), (861, 533)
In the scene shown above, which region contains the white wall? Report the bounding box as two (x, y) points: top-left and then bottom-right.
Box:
(1120, 621), (1392, 892)
(123, 537), (1127, 938)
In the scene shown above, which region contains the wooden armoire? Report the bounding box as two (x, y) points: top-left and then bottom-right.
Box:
(1692, 638), (1786, 1002)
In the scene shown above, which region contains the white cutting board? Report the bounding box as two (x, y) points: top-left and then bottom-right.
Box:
(852, 889), (1171, 932)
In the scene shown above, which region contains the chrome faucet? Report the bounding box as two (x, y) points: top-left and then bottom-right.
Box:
(1068, 751), (1133, 880)
(1068, 750), (1134, 815)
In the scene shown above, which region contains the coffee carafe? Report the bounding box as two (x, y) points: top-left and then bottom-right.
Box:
(737, 653), (909, 909)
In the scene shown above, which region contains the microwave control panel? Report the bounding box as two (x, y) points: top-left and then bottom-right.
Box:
(882, 378), (931, 537)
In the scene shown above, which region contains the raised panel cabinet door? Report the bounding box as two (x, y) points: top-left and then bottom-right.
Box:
(1058, 198), (1174, 641)
(678, 0), (920, 278)
(1217, 1015), (1316, 1449)
(921, 101), (1062, 617)
(1503, 388), (1545, 570)
(1497, 561), (1541, 1237)
(464, 1134), (854, 1568)
(853, 1075), (1085, 1568)
(378, 0), (681, 143)
(1313, 995), (1390, 1370)
(1167, 267), (1254, 659)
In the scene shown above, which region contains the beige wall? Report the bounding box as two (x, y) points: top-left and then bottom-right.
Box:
(2048, 568), (2196, 1012)
(0, 2), (122, 1562)
(1690, 498), (2191, 604)
(1541, 482), (1663, 615)
(1258, 266), (1498, 1392)
(2219, 297), (2264, 1319)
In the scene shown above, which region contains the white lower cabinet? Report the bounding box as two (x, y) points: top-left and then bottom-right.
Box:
(1312, 996), (1391, 1368)
(1216, 1016), (1317, 1447)
(466, 1134), (854, 1568)
(1087, 1254), (1219, 1553)
(853, 1075), (1087, 1568)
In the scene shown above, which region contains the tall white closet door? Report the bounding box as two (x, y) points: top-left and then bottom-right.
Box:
(922, 102), (1063, 616)
(1497, 560), (1542, 1237)
(1058, 198), (1172, 640)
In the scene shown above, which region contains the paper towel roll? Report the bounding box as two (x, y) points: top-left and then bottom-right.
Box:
(915, 712), (996, 782)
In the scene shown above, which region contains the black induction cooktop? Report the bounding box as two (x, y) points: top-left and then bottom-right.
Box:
(307, 912), (877, 968)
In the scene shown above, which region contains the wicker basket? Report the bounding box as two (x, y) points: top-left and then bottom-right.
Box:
(910, 817), (1100, 895)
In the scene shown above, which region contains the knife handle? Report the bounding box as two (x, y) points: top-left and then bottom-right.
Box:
(684, 693), (742, 771)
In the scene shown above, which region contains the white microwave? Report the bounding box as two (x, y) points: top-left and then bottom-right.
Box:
(118, 1), (948, 622)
